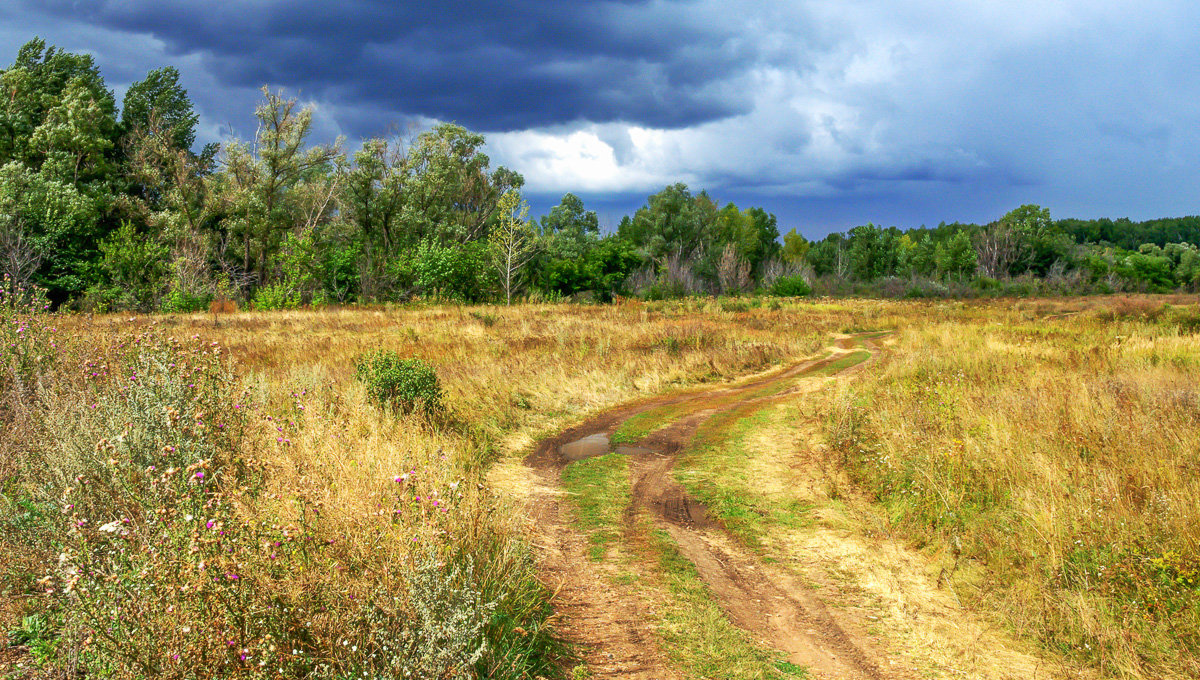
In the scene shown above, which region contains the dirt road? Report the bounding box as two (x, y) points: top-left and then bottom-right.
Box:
(524, 334), (901, 679)
(521, 332), (1087, 680)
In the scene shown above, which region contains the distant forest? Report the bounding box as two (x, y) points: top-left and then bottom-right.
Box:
(2, 38), (1198, 310)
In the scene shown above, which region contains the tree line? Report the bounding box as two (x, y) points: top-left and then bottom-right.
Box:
(1, 38), (1197, 310)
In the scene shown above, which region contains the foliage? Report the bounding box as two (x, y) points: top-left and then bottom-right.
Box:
(489, 190), (536, 304)
(767, 274), (811, 297)
(122, 66), (198, 151)
(412, 239), (495, 302)
(83, 221), (169, 311)
(4, 38), (1200, 307)
(353, 350), (444, 415)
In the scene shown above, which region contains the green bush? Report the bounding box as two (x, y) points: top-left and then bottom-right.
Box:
(160, 287), (212, 313)
(768, 274), (811, 297)
(353, 351), (443, 415)
(252, 282), (301, 311)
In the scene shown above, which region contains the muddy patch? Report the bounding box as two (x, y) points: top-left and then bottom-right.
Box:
(561, 433), (611, 461)
(560, 432), (653, 461)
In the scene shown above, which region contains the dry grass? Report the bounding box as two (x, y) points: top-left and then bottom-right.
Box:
(3, 298), (900, 678)
(821, 297), (1200, 678)
(6, 294), (1197, 678)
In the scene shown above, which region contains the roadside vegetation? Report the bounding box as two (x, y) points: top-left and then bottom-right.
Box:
(4, 276), (1198, 678)
(2, 293), (877, 678)
(550, 296), (1199, 680)
(821, 297), (1200, 678)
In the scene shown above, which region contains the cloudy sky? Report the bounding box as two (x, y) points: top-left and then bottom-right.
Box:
(4, 0), (1199, 236)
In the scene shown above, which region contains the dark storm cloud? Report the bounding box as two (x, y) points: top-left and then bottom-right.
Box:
(19, 0), (771, 134)
(5, 1), (1200, 233)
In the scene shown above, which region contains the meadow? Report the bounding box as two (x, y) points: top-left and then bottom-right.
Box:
(1, 292), (1197, 679)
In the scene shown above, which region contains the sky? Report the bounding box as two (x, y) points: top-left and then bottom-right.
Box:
(3, 0), (1200, 238)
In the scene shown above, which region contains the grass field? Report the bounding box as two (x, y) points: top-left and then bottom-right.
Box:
(2, 295), (1197, 679)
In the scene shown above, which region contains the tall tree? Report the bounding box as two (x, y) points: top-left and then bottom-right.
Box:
(619, 183), (717, 264)
(122, 66), (199, 151)
(847, 223), (900, 281)
(400, 124), (522, 245)
(212, 88), (343, 290)
(0, 38), (119, 171)
(0, 39), (122, 301)
(490, 190), (536, 304)
(781, 228), (810, 265)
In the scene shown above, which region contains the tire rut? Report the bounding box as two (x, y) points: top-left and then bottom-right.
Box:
(526, 334), (902, 679)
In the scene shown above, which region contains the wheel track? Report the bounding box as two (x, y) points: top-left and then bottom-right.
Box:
(525, 333), (900, 679)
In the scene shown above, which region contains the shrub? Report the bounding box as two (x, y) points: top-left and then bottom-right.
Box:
(251, 282), (300, 311)
(768, 274), (811, 297)
(160, 287), (213, 313)
(353, 351), (443, 415)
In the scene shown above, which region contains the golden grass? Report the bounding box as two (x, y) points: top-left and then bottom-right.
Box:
(820, 298), (1200, 679)
(7, 294), (1197, 678)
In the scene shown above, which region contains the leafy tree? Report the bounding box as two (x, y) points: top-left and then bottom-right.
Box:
(781, 228), (810, 265)
(342, 138), (406, 254)
(533, 193), (602, 295)
(619, 183), (717, 264)
(847, 223), (899, 281)
(489, 190), (536, 304)
(400, 124), (522, 245)
(212, 88), (343, 291)
(412, 240), (494, 302)
(907, 234), (937, 277)
(29, 77), (116, 186)
(0, 161), (103, 300)
(0, 38), (120, 172)
(1164, 243), (1200, 289)
(934, 230), (977, 279)
(710, 204), (779, 278)
(122, 66), (199, 151)
(539, 193), (599, 259)
(808, 233), (849, 278)
(1117, 251), (1174, 291)
(85, 221), (169, 310)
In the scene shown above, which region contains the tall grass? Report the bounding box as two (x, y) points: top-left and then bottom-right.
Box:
(821, 300), (1200, 678)
(4, 298), (902, 678)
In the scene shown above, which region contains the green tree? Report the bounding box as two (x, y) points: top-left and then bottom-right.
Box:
(212, 88), (343, 291)
(533, 193), (602, 295)
(490, 190), (536, 304)
(847, 223), (900, 281)
(781, 228), (810, 265)
(85, 221), (169, 310)
(0, 38), (120, 172)
(122, 66), (198, 151)
(710, 204), (780, 278)
(539, 193), (599, 259)
(618, 183), (717, 265)
(400, 124), (522, 245)
(934, 230), (977, 279)
(808, 233), (849, 278)
(0, 161), (103, 300)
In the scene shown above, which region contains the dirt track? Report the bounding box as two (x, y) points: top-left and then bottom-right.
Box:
(524, 334), (901, 679)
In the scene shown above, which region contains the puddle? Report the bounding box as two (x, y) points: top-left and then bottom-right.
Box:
(560, 434), (653, 461)
(561, 433), (611, 461)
